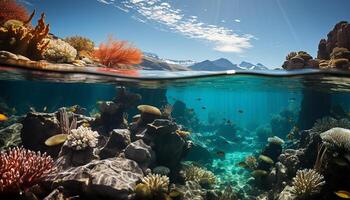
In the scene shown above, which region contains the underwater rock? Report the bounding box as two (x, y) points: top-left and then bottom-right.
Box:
(278, 149), (303, 177)
(149, 119), (189, 173)
(278, 185), (296, 200)
(21, 111), (61, 157)
(56, 142), (99, 170)
(51, 157), (144, 200)
(125, 139), (155, 171)
(43, 38), (77, 63)
(258, 141), (282, 171)
(185, 143), (213, 164)
(99, 129), (131, 159)
(0, 123), (22, 150)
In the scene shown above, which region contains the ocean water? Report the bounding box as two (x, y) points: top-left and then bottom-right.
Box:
(1, 65), (350, 199)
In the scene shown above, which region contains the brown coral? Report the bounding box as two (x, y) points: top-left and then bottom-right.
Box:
(0, 11), (50, 60)
(0, 147), (55, 194)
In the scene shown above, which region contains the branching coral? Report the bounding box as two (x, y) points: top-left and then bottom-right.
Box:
(0, 11), (50, 60)
(93, 36), (143, 68)
(320, 127), (350, 152)
(311, 117), (350, 135)
(182, 164), (216, 187)
(0, 147), (55, 194)
(135, 173), (169, 199)
(66, 126), (99, 150)
(0, 0), (30, 25)
(291, 169), (325, 198)
(43, 38), (77, 63)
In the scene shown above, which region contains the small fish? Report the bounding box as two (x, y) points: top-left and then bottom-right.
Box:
(258, 155), (274, 165)
(43, 106), (47, 112)
(226, 120), (232, 125)
(202, 106), (206, 110)
(237, 161), (248, 168)
(44, 134), (68, 146)
(289, 97), (296, 102)
(216, 151), (225, 157)
(188, 108), (194, 113)
(335, 190), (350, 199)
(0, 113), (8, 121)
(196, 98), (202, 101)
(251, 170), (268, 177)
(238, 110), (243, 114)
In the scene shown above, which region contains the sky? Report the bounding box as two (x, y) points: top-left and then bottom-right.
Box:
(21, 0), (350, 68)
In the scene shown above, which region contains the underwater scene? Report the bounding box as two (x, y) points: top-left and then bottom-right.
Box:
(1, 0), (350, 200)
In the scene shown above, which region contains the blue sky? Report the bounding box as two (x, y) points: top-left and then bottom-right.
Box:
(22, 0), (350, 68)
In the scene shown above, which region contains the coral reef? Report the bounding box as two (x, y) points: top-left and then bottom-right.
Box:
(93, 36), (143, 68)
(290, 169), (325, 198)
(43, 38), (77, 63)
(135, 173), (170, 199)
(0, 0), (30, 25)
(0, 11), (50, 60)
(0, 147), (55, 194)
(320, 127), (350, 152)
(65, 126), (99, 151)
(181, 164), (216, 188)
(65, 35), (95, 54)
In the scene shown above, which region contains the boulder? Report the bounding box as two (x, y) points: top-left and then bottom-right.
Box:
(100, 129), (131, 159)
(51, 157), (143, 200)
(125, 139), (155, 171)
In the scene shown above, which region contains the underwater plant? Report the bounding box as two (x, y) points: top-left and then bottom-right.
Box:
(0, 0), (30, 25)
(93, 36), (143, 68)
(43, 38), (77, 63)
(311, 117), (350, 135)
(65, 35), (95, 53)
(66, 126), (99, 150)
(181, 164), (216, 188)
(135, 173), (170, 199)
(0, 147), (55, 194)
(290, 169), (325, 198)
(320, 127), (350, 152)
(0, 11), (50, 60)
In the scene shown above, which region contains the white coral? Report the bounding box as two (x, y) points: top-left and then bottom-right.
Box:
(320, 127), (350, 152)
(141, 173), (169, 193)
(43, 38), (77, 63)
(291, 169), (325, 198)
(66, 126), (99, 150)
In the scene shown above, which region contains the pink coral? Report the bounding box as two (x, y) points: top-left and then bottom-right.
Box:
(0, 147), (55, 194)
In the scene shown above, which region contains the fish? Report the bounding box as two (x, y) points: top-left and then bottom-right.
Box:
(237, 161), (248, 168)
(43, 106), (48, 112)
(226, 120), (232, 125)
(289, 97), (296, 102)
(202, 106), (206, 110)
(44, 134), (68, 146)
(0, 113), (8, 121)
(251, 170), (268, 177)
(335, 190), (350, 199)
(238, 110), (243, 114)
(258, 155), (274, 165)
(216, 151), (225, 157)
(196, 98), (202, 101)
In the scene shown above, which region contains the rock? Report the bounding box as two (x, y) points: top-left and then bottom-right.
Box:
(125, 139), (155, 171)
(21, 112), (61, 157)
(0, 50), (18, 60)
(317, 39), (329, 60)
(278, 149), (302, 177)
(56, 144), (99, 170)
(94, 101), (127, 135)
(100, 129), (131, 159)
(185, 143), (213, 164)
(306, 59), (319, 68)
(51, 157), (144, 200)
(0, 123), (22, 150)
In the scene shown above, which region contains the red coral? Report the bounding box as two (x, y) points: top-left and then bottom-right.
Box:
(93, 36), (143, 68)
(0, 147), (55, 194)
(0, 0), (30, 25)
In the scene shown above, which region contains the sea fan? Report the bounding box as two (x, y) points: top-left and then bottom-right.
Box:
(0, 147), (55, 194)
(93, 36), (143, 68)
(0, 0), (29, 25)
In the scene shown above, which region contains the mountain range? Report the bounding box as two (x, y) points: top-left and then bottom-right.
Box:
(139, 52), (268, 71)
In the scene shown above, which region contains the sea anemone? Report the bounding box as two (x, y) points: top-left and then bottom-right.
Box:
(66, 126), (99, 151)
(0, 147), (55, 194)
(0, 0), (30, 25)
(291, 169), (325, 198)
(182, 164), (216, 187)
(320, 127), (350, 152)
(93, 36), (143, 68)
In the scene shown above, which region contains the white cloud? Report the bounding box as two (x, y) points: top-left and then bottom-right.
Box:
(98, 0), (253, 53)
(234, 19), (241, 23)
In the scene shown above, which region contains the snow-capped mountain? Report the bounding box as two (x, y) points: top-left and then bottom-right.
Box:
(238, 61), (269, 70)
(143, 52), (196, 67)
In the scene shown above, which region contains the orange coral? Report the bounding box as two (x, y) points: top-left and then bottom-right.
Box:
(0, 0), (29, 25)
(0, 11), (50, 60)
(93, 36), (143, 68)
